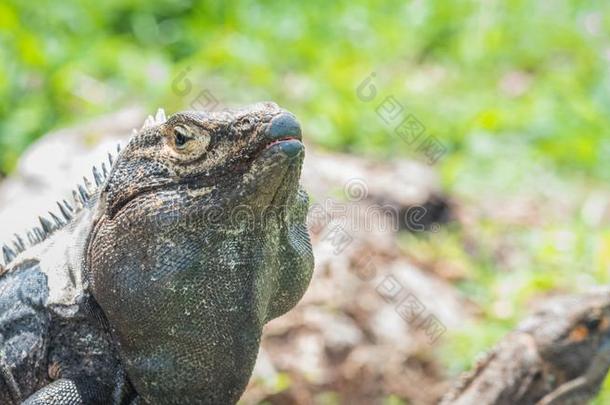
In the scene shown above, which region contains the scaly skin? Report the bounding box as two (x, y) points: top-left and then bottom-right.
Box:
(0, 102), (314, 404)
(441, 289), (610, 405)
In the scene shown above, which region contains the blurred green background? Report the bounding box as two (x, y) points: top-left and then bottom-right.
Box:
(2, 0), (610, 402)
(2, 0), (609, 176)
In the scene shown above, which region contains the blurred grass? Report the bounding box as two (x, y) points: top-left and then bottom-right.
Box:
(2, 0), (610, 401)
(1, 1), (609, 177)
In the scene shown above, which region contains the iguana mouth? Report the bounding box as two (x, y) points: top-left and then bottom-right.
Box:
(258, 137), (303, 158)
(257, 112), (303, 157)
(265, 137), (300, 148)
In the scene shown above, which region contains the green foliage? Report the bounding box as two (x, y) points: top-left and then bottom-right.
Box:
(383, 395), (409, 405)
(1, 1), (609, 178)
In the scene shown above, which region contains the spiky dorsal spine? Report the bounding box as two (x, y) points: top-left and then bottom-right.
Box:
(2, 245), (16, 264)
(0, 109), (168, 268)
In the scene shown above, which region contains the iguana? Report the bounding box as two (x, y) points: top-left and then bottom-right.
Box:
(441, 289), (610, 405)
(0, 102), (314, 404)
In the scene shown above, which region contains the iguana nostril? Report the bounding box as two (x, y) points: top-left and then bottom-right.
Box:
(268, 113), (302, 141)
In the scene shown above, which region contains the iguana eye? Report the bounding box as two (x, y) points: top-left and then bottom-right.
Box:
(167, 124), (211, 159)
(585, 317), (601, 331)
(173, 125), (193, 149)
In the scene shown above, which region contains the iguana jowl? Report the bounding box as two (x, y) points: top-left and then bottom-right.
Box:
(0, 102), (315, 404)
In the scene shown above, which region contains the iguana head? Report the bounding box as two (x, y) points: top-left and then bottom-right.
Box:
(87, 102), (314, 403)
(520, 289), (610, 382)
(99, 102), (306, 219)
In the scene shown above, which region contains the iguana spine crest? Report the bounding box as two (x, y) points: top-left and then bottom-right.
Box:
(0, 108), (168, 270)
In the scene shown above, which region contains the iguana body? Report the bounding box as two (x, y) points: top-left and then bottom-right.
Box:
(441, 289), (610, 405)
(0, 102), (314, 404)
